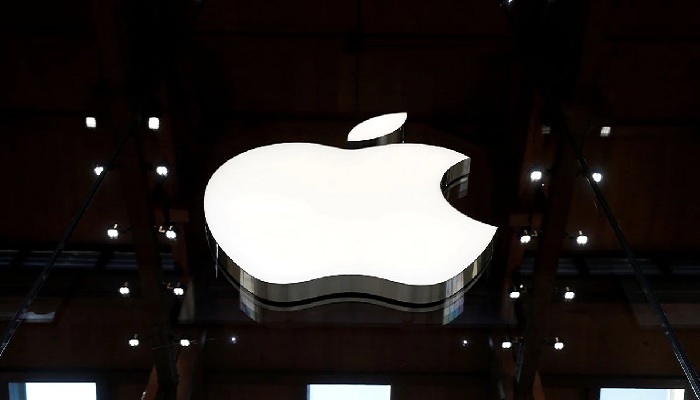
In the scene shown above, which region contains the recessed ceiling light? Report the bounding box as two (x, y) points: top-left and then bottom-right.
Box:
(148, 117), (160, 131)
(591, 172), (602, 183)
(530, 169), (543, 182)
(85, 117), (97, 129)
(600, 126), (611, 137)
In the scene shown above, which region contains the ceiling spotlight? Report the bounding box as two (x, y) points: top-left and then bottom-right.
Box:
(230, 336), (238, 344)
(107, 224), (120, 239)
(509, 284), (525, 300)
(553, 338), (565, 350)
(591, 172), (603, 183)
(530, 169), (543, 182)
(600, 126), (611, 137)
(164, 226), (177, 240)
(128, 334), (140, 347)
(563, 287), (575, 301)
(179, 338), (191, 347)
(148, 117), (160, 131)
(155, 164), (169, 177)
(519, 229), (532, 244)
(575, 231), (588, 246)
(173, 287), (184, 296)
(93, 164), (105, 176)
(501, 340), (513, 349)
(119, 282), (130, 296)
(461, 339), (469, 347)
(85, 117), (97, 129)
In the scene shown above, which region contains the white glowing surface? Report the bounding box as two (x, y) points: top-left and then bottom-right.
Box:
(148, 117), (160, 130)
(347, 112), (407, 142)
(85, 117), (96, 129)
(308, 384), (390, 400)
(600, 388), (684, 400)
(501, 341), (512, 349)
(205, 142), (496, 286)
(554, 341), (565, 350)
(530, 170), (543, 182)
(26, 382), (96, 400)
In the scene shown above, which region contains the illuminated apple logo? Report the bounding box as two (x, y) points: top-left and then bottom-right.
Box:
(204, 113), (497, 312)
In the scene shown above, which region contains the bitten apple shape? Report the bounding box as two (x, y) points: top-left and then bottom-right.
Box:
(204, 113), (497, 308)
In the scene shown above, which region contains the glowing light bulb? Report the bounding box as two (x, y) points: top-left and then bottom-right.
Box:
(520, 233), (531, 244)
(85, 117), (97, 129)
(119, 285), (130, 296)
(155, 165), (168, 177)
(530, 169), (543, 182)
(129, 338), (140, 347)
(107, 225), (119, 239)
(591, 172), (602, 183)
(600, 126), (611, 137)
(564, 289), (575, 301)
(165, 227), (177, 240)
(94, 165), (104, 176)
(554, 339), (565, 350)
(501, 340), (512, 349)
(180, 339), (191, 347)
(576, 232), (588, 246)
(148, 117), (160, 131)
(173, 287), (184, 296)
(461, 339), (468, 347)
(509, 290), (521, 299)
(230, 336), (238, 344)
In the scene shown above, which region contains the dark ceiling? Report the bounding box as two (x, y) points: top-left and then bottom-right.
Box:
(1, 0), (700, 399)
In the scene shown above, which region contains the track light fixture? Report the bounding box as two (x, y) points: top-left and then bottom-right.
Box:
(107, 224), (121, 239)
(509, 284), (526, 300)
(85, 117), (97, 129)
(519, 228), (537, 244)
(157, 225), (177, 240)
(93, 164), (105, 176)
(128, 334), (140, 347)
(529, 168), (543, 182)
(563, 287), (575, 301)
(553, 337), (565, 350)
(501, 337), (522, 349)
(155, 163), (169, 177)
(148, 117), (160, 131)
(166, 282), (185, 296)
(119, 282), (130, 296)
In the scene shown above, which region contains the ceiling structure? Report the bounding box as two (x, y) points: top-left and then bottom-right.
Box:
(1, 0), (700, 399)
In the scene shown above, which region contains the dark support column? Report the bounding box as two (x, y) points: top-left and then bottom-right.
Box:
(514, 109), (585, 399)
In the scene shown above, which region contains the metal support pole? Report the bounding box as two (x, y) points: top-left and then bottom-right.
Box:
(557, 110), (700, 399)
